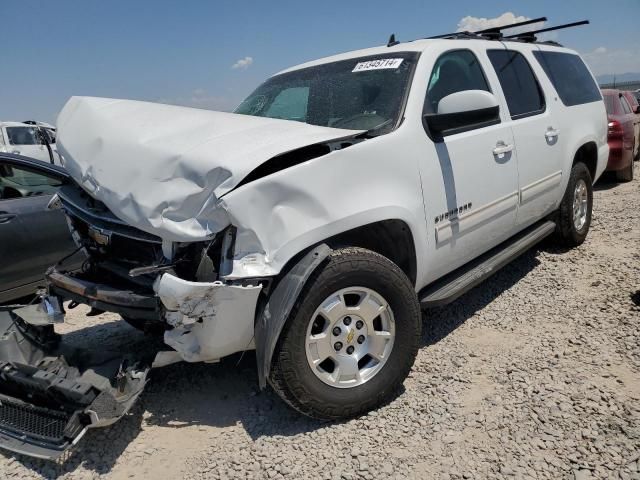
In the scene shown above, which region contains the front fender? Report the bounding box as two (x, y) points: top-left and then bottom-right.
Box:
(255, 243), (332, 389)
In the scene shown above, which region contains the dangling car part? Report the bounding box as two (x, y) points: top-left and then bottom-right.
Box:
(0, 305), (152, 459)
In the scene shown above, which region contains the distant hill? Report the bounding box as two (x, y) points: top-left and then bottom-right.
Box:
(597, 72), (640, 85)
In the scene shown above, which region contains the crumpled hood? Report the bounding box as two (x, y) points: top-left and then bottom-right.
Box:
(57, 96), (362, 242)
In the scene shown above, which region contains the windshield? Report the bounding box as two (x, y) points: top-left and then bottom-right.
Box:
(235, 53), (418, 132)
(6, 126), (40, 145)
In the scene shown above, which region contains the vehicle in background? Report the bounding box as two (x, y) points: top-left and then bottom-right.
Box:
(23, 120), (57, 145)
(619, 91), (640, 160)
(0, 153), (83, 303)
(0, 122), (61, 165)
(601, 89), (636, 181)
(635, 89), (640, 103)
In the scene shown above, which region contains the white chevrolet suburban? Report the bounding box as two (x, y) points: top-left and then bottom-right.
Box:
(0, 19), (608, 458)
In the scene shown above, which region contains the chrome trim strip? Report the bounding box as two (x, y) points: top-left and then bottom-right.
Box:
(435, 191), (519, 245)
(519, 170), (562, 204)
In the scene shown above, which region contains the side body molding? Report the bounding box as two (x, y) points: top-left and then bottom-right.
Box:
(255, 243), (332, 389)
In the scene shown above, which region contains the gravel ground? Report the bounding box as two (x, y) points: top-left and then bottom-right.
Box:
(1, 174), (638, 480)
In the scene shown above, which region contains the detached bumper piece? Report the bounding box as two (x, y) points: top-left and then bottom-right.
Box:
(46, 269), (161, 321)
(0, 309), (151, 459)
(0, 393), (84, 459)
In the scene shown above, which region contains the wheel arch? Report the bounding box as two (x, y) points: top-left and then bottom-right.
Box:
(572, 141), (598, 182)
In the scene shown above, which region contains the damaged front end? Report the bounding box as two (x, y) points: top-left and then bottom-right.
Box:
(52, 182), (264, 352)
(0, 184), (263, 460)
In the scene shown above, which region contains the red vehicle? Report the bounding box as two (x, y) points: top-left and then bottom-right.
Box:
(601, 89), (636, 181)
(620, 90), (640, 160)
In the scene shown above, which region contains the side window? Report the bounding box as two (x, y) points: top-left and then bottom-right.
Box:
(533, 51), (602, 107)
(487, 50), (545, 119)
(0, 164), (63, 200)
(620, 96), (632, 114)
(265, 87), (309, 122)
(424, 50), (490, 114)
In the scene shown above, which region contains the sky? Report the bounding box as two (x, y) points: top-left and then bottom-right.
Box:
(1, 0), (638, 123)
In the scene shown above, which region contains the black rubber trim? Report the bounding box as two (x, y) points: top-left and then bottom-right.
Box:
(255, 244), (332, 389)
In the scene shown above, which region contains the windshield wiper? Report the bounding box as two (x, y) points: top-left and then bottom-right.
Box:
(363, 118), (394, 137)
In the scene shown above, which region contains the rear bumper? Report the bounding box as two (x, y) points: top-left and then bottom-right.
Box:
(606, 143), (633, 172)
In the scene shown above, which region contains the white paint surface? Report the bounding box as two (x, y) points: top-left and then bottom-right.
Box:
(56, 97), (362, 242)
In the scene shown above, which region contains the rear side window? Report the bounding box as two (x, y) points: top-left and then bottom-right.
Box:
(487, 50), (545, 119)
(425, 50), (491, 114)
(533, 51), (601, 106)
(620, 96), (632, 114)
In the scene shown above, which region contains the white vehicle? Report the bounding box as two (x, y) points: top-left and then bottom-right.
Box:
(0, 19), (608, 458)
(0, 121), (60, 164)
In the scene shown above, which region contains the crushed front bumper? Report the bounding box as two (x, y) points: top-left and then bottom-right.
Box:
(0, 306), (152, 459)
(0, 268), (262, 460)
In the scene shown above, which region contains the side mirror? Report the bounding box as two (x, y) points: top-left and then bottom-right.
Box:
(424, 90), (500, 138)
(634, 105), (640, 114)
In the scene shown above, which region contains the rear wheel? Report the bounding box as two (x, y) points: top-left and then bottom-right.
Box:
(269, 247), (421, 420)
(553, 162), (593, 247)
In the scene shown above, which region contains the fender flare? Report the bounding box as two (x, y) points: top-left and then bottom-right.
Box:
(255, 243), (332, 389)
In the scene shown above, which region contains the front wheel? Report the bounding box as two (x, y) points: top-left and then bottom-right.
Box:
(269, 247), (421, 420)
(553, 162), (593, 247)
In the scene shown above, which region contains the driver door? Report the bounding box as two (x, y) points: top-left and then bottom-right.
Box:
(419, 48), (520, 280)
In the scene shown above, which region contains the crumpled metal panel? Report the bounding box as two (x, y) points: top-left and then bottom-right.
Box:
(56, 96), (362, 242)
(155, 273), (262, 362)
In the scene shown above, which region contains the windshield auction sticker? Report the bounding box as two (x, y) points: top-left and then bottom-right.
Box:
(352, 58), (404, 72)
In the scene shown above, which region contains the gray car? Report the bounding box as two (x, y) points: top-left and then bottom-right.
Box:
(0, 153), (82, 302)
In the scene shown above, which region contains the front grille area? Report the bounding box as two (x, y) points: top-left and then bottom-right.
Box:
(0, 396), (71, 443)
(58, 183), (162, 244)
(58, 182), (165, 285)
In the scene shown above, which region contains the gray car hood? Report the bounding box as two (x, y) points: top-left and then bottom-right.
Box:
(57, 97), (362, 242)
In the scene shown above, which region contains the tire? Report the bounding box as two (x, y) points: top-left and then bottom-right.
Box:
(616, 155), (634, 182)
(269, 247), (421, 420)
(553, 162), (593, 248)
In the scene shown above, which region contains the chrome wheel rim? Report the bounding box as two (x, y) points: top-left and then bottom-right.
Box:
(305, 287), (395, 388)
(572, 179), (588, 231)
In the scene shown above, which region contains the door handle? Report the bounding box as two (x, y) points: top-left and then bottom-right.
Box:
(493, 141), (514, 156)
(0, 212), (16, 224)
(545, 127), (560, 139)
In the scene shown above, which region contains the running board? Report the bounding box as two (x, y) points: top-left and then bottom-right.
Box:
(420, 220), (556, 308)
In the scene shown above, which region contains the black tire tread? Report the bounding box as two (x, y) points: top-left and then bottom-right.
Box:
(554, 162), (593, 248)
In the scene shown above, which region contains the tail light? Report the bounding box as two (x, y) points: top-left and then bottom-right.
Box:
(608, 120), (624, 139)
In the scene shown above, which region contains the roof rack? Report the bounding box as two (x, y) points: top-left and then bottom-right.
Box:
(503, 20), (589, 42)
(426, 16), (547, 40)
(415, 17), (589, 46)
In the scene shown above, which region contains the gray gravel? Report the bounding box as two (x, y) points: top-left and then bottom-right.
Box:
(1, 174), (638, 479)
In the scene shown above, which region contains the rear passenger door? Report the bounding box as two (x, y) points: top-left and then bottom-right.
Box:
(486, 47), (563, 227)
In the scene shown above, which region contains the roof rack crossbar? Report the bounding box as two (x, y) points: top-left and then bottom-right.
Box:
(475, 16), (547, 33)
(427, 16), (547, 40)
(504, 20), (589, 39)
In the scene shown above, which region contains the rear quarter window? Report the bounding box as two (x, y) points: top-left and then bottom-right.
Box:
(533, 51), (602, 107)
